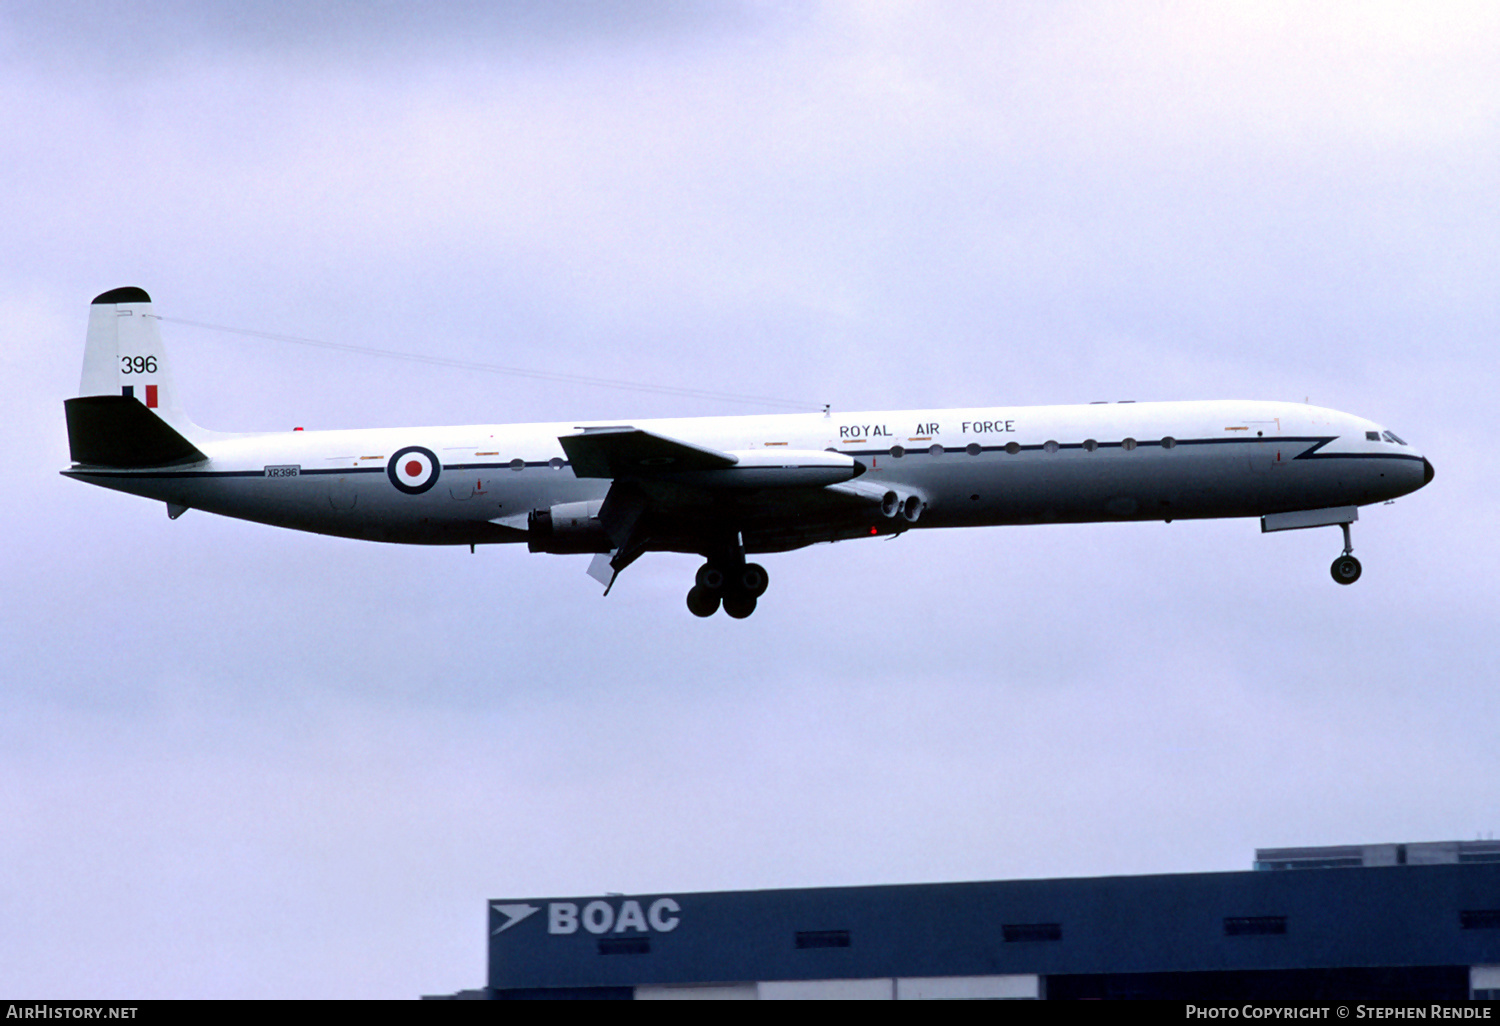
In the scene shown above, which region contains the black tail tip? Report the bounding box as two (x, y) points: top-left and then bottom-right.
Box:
(92, 287), (151, 305)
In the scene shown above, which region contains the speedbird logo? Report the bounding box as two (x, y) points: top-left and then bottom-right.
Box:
(490, 903), (541, 935)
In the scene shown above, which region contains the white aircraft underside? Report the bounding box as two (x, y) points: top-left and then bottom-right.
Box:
(63, 288), (1434, 618)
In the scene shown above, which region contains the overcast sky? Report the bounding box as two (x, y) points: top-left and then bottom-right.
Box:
(3, 0), (1497, 999)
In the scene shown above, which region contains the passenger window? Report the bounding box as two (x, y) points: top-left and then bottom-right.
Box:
(1082, 439), (1098, 452)
(966, 443), (982, 456)
(1121, 438), (1137, 451)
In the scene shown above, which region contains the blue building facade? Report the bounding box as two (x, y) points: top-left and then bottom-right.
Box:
(462, 845), (1500, 1000)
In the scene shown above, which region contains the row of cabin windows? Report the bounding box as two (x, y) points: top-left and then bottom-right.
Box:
(488, 457), (567, 471)
(885, 437), (1178, 459)
(505, 430), (1404, 470)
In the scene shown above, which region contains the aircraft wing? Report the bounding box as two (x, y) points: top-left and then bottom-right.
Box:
(559, 427), (738, 479)
(553, 426), (876, 592)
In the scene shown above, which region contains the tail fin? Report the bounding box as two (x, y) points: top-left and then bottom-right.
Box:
(79, 287), (198, 433)
(66, 287), (207, 467)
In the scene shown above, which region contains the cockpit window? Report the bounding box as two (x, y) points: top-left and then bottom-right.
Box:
(1383, 431), (1407, 445)
(1366, 431), (1380, 441)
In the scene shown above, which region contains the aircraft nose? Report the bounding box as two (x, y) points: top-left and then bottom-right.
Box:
(1423, 457), (1435, 486)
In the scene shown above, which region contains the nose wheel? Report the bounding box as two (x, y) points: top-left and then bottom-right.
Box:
(686, 557), (768, 618)
(1330, 521), (1361, 585)
(1331, 554), (1362, 585)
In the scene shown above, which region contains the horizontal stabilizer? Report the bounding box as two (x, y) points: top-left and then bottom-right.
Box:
(64, 395), (207, 467)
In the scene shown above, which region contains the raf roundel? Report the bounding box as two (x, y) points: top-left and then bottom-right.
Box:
(387, 445), (441, 494)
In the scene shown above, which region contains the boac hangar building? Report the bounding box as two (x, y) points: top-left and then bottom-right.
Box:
(431, 840), (1500, 1000)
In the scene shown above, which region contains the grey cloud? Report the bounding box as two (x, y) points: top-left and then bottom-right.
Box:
(2, 0), (768, 75)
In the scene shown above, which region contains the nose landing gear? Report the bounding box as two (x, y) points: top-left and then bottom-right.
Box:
(1261, 507), (1366, 587)
(1330, 522), (1361, 585)
(686, 554), (769, 618)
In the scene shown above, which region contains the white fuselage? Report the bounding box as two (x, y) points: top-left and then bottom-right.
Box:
(63, 398), (1430, 555)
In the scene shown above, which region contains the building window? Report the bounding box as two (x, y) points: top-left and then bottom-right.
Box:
(598, 937), (651, 955)
(1460, 910), (1500, 930)
(1224, 916), (1287, 936)
(795, 930), (851, 949)
(1003, 922), (1062, 943)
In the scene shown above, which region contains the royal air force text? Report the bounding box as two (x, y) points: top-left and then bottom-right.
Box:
(838, 421), (1016, 439)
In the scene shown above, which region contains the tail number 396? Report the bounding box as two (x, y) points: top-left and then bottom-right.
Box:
(121, 356), (158, 374)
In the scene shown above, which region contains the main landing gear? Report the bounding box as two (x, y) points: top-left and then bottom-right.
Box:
(1330, 521), (1361, 585)
(686, 559), (769, 619)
